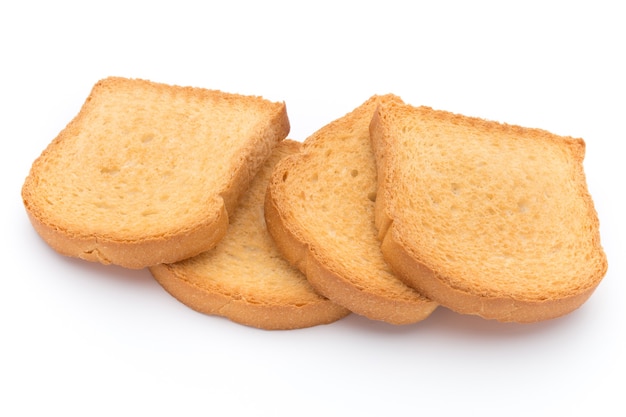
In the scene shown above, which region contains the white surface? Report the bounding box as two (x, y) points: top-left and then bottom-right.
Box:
(2, 1), (624, 416)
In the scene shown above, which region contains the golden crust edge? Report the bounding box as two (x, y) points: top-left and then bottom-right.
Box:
(149, 262), (350, 330)
(380, 226), (602, 323)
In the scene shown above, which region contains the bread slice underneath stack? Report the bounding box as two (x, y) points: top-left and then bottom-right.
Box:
(21, 77), (290, 269)
(265, 95), (437, 325)
(150, 140), (350, 330)
(370, 101), (608, 323)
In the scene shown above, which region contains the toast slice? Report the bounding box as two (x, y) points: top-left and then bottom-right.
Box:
(370, 101), (608, 323)
(149, 140), (350, 330)
(265, 96), (437, 325)
(22, 77), (290, 269)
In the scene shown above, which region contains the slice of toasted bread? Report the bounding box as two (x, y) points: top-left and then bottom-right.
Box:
(22, 77), (290, 269)
(370, 101), (608, 323)
(149, 140), (350, 330)
(265, 96), (437, 325)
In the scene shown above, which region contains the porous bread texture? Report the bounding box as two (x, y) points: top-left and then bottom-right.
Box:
(265, 95), (437, 325)
(22, 77), (290, 269)
(150, 141), (350, 330)
(370, 101), (608, 323)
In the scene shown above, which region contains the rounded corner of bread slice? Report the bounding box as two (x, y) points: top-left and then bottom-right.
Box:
(150, 261), (350, 330)
(22, 188), (231, 269)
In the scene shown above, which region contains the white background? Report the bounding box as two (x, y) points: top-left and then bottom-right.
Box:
(2, 1), (624, 416)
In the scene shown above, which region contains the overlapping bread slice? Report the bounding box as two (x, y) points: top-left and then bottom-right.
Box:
(22, 77), (289, 269)
(370, 101), (608, 322)
(265, 96), (437, 324)
(150, 141), (350, 330)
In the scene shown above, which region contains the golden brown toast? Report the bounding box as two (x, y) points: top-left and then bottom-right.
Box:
(22, 77), (289, 269)
(370, 101), (608, 322)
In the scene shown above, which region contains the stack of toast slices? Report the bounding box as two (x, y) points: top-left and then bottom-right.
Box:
(22, 77), (608, 329)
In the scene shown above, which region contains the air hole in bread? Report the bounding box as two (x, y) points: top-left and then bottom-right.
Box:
(550, 244), (562, 254)
(95, 202), (112, 209)
(141, 133), (155, 143)
(100, 166), (120, 175)
(367, 191), (376, 202)
(351, 169), (359, 177)
(282, 171), (289, 181)
(517, 199), (529, 213)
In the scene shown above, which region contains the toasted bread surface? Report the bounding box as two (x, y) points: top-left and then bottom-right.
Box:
(150, 141), (349, 330)
(370, 102), (608, 322)
(22, 77), (290, 268)
(265, 96), (437, 324)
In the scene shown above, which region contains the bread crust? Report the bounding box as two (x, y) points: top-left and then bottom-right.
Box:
(379, 225), (599, 323)
(151, 262), (349, 330)
(264, 97), (437, 325)
(23, 198), (228, 269)
(22, 77), (290, 269)
(370, 103), (608, 323)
